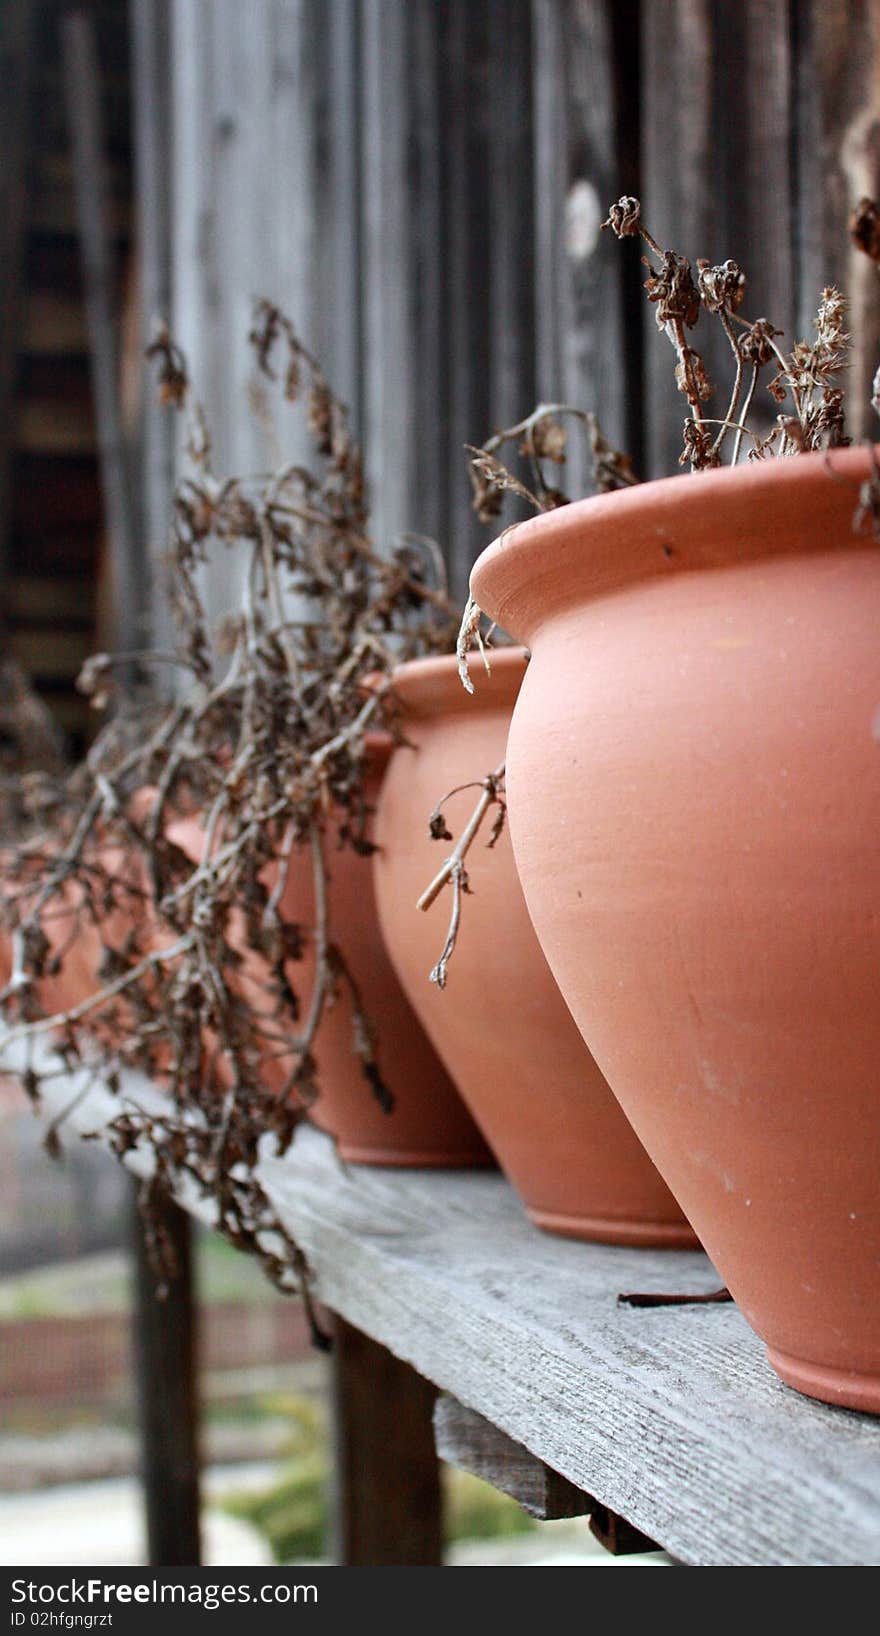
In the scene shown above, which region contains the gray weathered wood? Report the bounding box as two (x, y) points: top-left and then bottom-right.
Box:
(532, 0), (636, 485)
(130, 0), (176, 651)
(434, 1393), (590, 1521)
(435, 1394), (660, 1554)
(793, 0), (880, 442)
(640, 0), (714, 478)
(36, 1066), (880, 1569)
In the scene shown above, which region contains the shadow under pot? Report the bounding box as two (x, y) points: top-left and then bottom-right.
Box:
(470, 447), (880, 1412)
(165, 741), (491, 1169)
(373, 648), (696, 1245)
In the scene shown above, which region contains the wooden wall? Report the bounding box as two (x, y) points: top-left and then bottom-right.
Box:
(138, 0), (880, 605)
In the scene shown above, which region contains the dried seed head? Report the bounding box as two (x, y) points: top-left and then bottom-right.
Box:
(602, 195), (642, 237)
(696, 258), (747, 314)
(679, 419), (721, 470)
(643, 251), (700, 330)
(740, 317), (782, 367)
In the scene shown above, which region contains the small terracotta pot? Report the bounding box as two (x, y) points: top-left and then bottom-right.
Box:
(0, 826), (150, 1028)
(470, 447), (880, 1411)
(373, 650), (695, 1243)
(166, 746), (490, 1168)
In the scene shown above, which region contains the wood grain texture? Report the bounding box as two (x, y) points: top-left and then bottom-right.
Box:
(532, 0), (635, 488)
(793, 0), (880, 441)
(36, 1066), (880, 1570)
(130, 0), (176, 651)
(434, 1394), (590, 1521)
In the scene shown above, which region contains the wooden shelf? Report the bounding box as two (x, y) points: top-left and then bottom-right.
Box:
(43, 1073), (880, 1567)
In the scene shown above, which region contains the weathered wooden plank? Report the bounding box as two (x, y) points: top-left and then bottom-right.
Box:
(793, 0), (880, 441)
(434, 1394), (590, 1521)
(640, 2), (798, 474)
(256, 1130), (880, 1568)
(438, 0), (493, 596)
(331, 1316), (442, 1566)
(37, 1065), (880, 1570)
(130, 0), (176, 652)
(360, 0), (534, 597)
(359, 0), (436, 559)
(435, 1393), (660, 1553)
(640, 0), (714, 478)
(532, 0), (637, 486)
(712, 0), (795, 446)
(169, 0), (344, 624)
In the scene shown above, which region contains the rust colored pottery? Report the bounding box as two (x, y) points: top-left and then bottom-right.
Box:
(373, 650), (696, 1244)
(167, 745), (490, 1169)
(470, 448), (880, 1411)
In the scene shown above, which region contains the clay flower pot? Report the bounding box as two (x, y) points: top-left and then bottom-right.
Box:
(166, 744), (490, 1168)
(373, 649), (694, 1243)
(0, 825), (151, 1030)
(470, 447), (880, 1411)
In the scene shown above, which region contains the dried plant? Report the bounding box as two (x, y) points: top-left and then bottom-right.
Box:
(0, 305), (457, 1324)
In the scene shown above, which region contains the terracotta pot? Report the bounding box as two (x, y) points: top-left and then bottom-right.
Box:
(470, 447), (880, 1411)
(373, 650), (695, 1243)
(166, 746), (490, 1168)
(0, 826), (150, 1028)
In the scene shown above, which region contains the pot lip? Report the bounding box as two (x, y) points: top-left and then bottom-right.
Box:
(469, 443), (880, 645)
(387, 646), (530, 717)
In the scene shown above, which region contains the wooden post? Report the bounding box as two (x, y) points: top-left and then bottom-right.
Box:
(131, 1181), (202, 1567)
(330, 1316), (443, 1566)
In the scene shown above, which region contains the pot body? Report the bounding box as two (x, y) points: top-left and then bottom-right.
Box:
(373, 650), (695, 1243)
(168, 756), (489, 1168)
(470, 449), (880, 1409)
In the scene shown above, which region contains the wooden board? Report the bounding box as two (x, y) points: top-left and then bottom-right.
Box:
(35, 1068), (880, 1570)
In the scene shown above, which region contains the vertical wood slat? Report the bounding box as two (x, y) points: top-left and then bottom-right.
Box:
(640, 0), (714, 479)
(640, 1), (800, 477)
(170, 0), (361, 622)
(360, 0), (534, 598)
(131, 0), (175, 650)
(532, 0), (637, 492)
(359, 0), (424, 557)
(0, 0), (38, 619)
(793, 0), (880, 441)
(440, 0), (493, 595)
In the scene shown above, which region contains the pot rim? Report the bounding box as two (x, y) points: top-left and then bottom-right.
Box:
(470, 444), (880, 646)
(387, 646), (529, 718)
